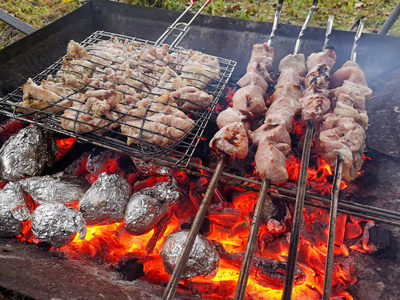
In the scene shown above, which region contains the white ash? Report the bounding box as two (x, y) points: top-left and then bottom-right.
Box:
(31, 203), (86, 248)
(78, 172), (131, 225)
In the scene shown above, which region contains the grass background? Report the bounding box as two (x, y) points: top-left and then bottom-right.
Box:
(0, 0), (400, 49)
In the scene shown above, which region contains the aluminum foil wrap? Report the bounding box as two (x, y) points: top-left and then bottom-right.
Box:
(0, 126), (57, 181)
(160, 230), (220, 278)
(78, 172), (131, 225)
(31, 203), (86, 248)
(0, 182), (30, 237)
(131, 157), (170, 177)
(19, 173), (90, 205)
(124, 180), (179, 235)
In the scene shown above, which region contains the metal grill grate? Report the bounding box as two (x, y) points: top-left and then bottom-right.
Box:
(0, 31), (236, 168)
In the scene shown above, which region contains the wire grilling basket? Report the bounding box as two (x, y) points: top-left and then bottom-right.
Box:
(0, 30), (236, 168)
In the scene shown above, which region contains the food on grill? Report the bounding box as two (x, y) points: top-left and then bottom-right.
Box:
(232, 85), (266, 115)
(124, 180), (180, 235)
(78, 172), (131, 225)
(250, 124), (291, 146)
(121, 93), (195, 146)
(255, 141), (289, 182)
(0, 182), (31, 237)
(160, 230), (220, 278)
(18, 174), (90, 205)
(31, 203), (86, 248)
(209, 122), (249, 159)
(314, 60), (373, 181)
(306, 47), (336, 71)
(278, 54), (307, 76)
(216, 107), (253, 132)
(0, 126), (57, 181)
(244, 43), (274, 84)
(16, 37), (221, 149)
(265, 94), (301, 131)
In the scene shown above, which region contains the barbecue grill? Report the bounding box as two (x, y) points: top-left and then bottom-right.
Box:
(1, 1), (400, 300)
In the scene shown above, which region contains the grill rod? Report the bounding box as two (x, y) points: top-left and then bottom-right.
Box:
(233, 1), (284, 297)
(322, 19), (364, 300)
(163, 155), (228, 300)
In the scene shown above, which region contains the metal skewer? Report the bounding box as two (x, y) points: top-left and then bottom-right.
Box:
(162, 155), (228, 300)
(267, 0), (284, 47)
(322, 19), (364, 299)
(293, 0), (318, 55)
(322, 154), (343, 299)
(323, 15), (334, 50)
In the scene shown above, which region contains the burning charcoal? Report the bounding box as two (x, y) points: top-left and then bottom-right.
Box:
(0, 126), (57, 181)
(31, 203), (86, 248)
(131, 157), (170, 177)
(124, 180), (179, 235)
(78, 172), (130, 225)
(0, 182), (30, 237)
(18, 173), (90, 205)
(160, 230), (220, 278)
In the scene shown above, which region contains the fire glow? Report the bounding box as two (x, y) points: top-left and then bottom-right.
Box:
(10, 136), (375, 299)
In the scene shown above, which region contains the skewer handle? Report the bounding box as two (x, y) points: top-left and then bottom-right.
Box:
(322, 154), (344, 300)
(293, 0), (318, 55)
(233, 178), (271, 300)
(323, 15), (334, 50)
(282, 121), (314, 300)
(163, 155), (228, 300)
(267, 0), (284, 46)
(350, 18), (364, 62)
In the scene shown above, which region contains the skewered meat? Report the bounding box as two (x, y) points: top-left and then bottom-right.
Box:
(250, 124), (291, 146)
(171, 86), (213, 110)
(216, 107), (253, 132)
(274, 68), (303, 91)
(78, 172), (131, 225)
(160, 230), (220, 278)
(304, 63), (331, 91)
(124, 180), (180, 235)
(121, 93), (195, 146)
(330, 61), (368, 88)
(278, 54), (307, 77)
(0, 126), (57, 181)
(331, 80), (372, 111)
(232, 85), (266, 115)
(265, 96), (301, 131)
(237, 71), (269, 93)
(299, 92), (331, 122)
(306, 47), (336, 71)
(209, 122), (249, 159)
(255, 141), (288, 183)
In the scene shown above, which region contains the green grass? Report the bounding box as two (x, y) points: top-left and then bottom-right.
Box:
(1, 0), (399, 49)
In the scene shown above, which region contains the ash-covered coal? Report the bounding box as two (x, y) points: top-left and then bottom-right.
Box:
(160, 230), (220, 279)
(124, 180), (179, 235)
(131, 157), (170, 177)
(114, 254), (145, 281)
(78, 172), (131, 225)
(18, 173), (90, 205)
(0, 126), (57, 181)
(31, 203), (86, 248)
(0, 182), (30, 237)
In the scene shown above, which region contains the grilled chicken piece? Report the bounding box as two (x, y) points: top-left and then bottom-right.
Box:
(330, 61), (368, 88)
(299, 92), (331, 122)
(237, 71), (269, 93)
(306, 48), (336, 71)
(268, 82), (302, 105)
(278, 54), (307, 77)
(232, 85), (266, 115)
(41, 79), (75, 97)
(255, 141), (288, 183)
(151, 67), (185, 95)
(243, 43), (274, 84)
(121, 93), (194, 146)
(274, 68), (303, 90)
(250, 124), (291, 146)
(209, 122), (248, 159)
(265, 96), (301, 131)
(332, 80), (372, 110)
(171, 86), (213, 110)
(67, 40), (90, 59)
(19, 78), (71, 113)
(304, 63), (331, 91)
(333, 94), (369, 129)
(318, 115), (366, 181)
(216, 107), (253, 131)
